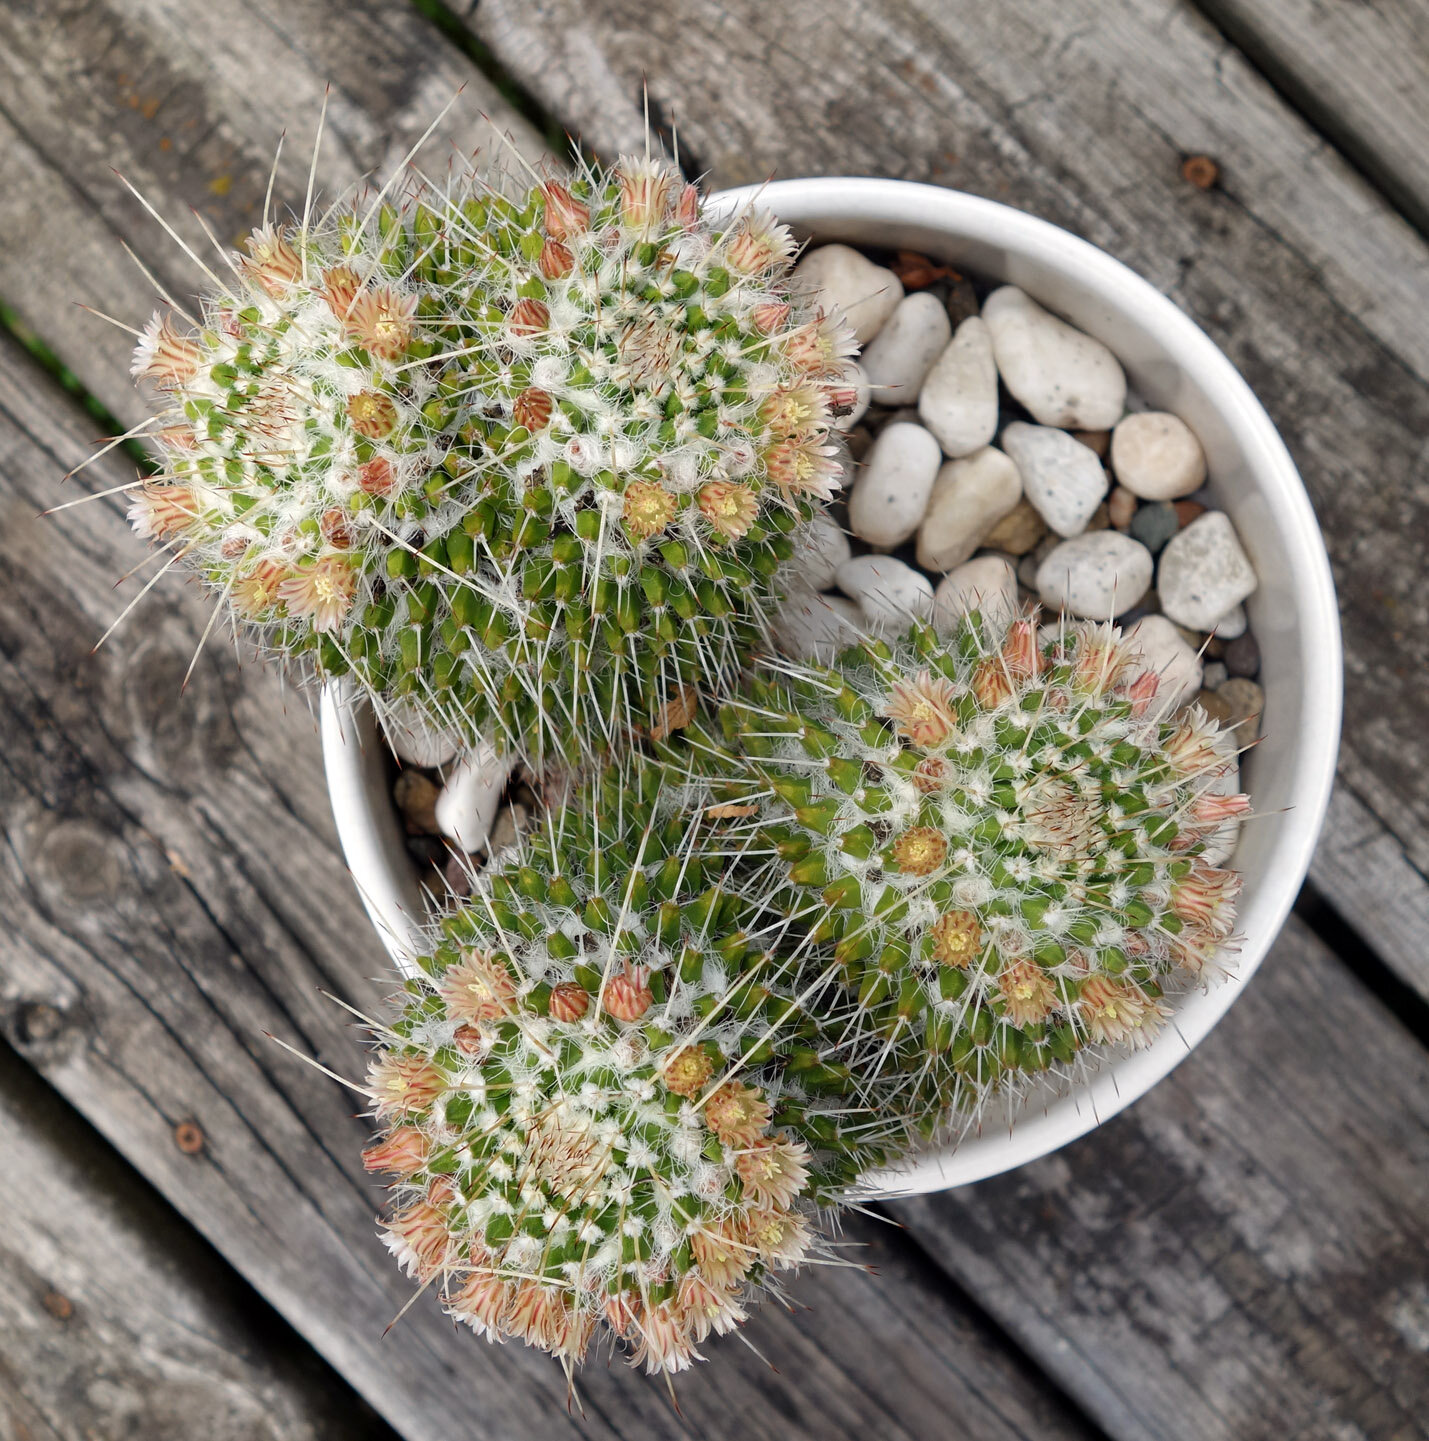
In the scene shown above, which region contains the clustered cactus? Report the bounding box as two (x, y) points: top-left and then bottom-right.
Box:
(361, 763), (923, 1373)
(114, 135), (1248, 1380)
(127, 153), (853, 763)
(665, 613), (1247, 1130)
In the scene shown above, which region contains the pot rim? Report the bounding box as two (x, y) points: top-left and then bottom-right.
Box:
(321, 177), (1342, 1195)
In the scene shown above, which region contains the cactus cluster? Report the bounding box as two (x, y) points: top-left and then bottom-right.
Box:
(126, 154), (854, 762)
(112, 135), (1249, 1380)
(667, 613), (1246, 1127)
(362, 763), (922, 1372)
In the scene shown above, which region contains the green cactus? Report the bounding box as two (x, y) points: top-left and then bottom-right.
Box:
(126, 155), (856, 763)
(668, 611), (1247, 1119)
(362, 759), (920, 1374)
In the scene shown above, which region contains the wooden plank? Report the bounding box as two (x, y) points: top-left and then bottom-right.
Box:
(0, 331), (1100, 1440)
(1310, 784), (1429, 1005)
(1194, 0), (1429, 233)
(890, 915), (1429, 1441)
(460, 0), (1429, 904)
(0, 0), (548, 431)
(0, 1045), (393, 1441)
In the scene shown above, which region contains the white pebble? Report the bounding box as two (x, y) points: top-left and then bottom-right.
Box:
(916, 316), (999, 457)
(788, 511), (852, 591)
(982, 286), (1126, 429)
(916, 447), (1023, 572)
(862, 292), (952, 407)
(1036, 531), (1153, 618)
(836, 554), (934, 629)
(1210, 602), (1247, 640)
(847, 422), (942, 547)
(1001, 421), (1109, 537)
(381, 700), (461, 769)
(435, 740), (514, 852)
(1158, 511), (1258, 631)
(791, 244), (904, 343)
(773, 588), (866, 664)
(933, 555), (1018, 636)
(1110, 412), (1207, 500)
(1123, 614), (1204, 711)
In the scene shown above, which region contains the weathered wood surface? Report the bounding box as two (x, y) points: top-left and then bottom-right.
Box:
(0, 329), (1101, 1441)
(0, 0), (548, 433)
(2, 1), (1428, 1438)
(0, 1045), (394, 1441)
(1311, 785), (1429, 1005)
(464, 0), (1429, 887)
(891, 917), (1429, 1441)
(1194, 0), (1429, 233)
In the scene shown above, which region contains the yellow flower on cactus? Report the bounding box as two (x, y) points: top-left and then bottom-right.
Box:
(622, 479), (677, 541)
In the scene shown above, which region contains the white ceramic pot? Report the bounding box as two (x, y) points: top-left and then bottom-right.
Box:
(320, 178), (1341, 1195)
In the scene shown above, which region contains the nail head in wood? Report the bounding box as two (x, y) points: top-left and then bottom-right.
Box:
(173, 1120), (205, 1155)
(1181, 154), (1219, 189)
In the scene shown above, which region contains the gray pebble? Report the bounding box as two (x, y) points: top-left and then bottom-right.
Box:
(1202, 661), (1228, 690)
(1218, 677), (1265, 745)
(1223, 630), (1261, 678)
(1128, 500), (1179, 555)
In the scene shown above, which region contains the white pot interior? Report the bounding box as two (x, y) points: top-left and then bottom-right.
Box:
(321, 179), (1342, 1194)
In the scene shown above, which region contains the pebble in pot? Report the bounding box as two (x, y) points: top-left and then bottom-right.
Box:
(982, 498), (1047, 555)
(1158, 511), (1258, 630)
(862, 292), (952, 407)
(435, 740), (515, 853)
(836, 554), (934, 629)
(791, 243), (904, 343)
(1001, 421), (1109, 537)
(773, 589), (866, 664)
(1036, 531), (1153, 619)
(1210, 602), (1247, 640)
(917, 316), (999, 457)
(1123, 614), (1204, 710)
(982, 285), (1126, 429)
(916, 446), (1022, 572)
(848, 421), (942, 547)
(787, 511), (852, 591)
(932, 555), (1018, 636)
(1110, 412), (1207, 501)
(1128, 500), (1180, 556)
(381, 699), (461, 769)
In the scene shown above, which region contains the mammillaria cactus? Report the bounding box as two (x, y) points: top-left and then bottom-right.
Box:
(669, 611), (1247, 1125)
(362, 761), (917, 1374)
(124, 151), (855, 762)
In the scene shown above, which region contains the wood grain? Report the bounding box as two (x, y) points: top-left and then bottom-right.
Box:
(1311, 785), (1429, 1005)
(0, 0), (547, 431)
(462, 0), (1429, 884)
(1194, 0), (1429, 234)
(0, 327), (1098, 1441)
(0, 1044), (393, 1441)
(891, 916), (1429, 1441)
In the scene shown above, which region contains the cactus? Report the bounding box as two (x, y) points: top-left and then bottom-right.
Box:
(125, 153), (855, 762)
(362, 760), (919, 1374)
(667, 611), (1247, 1128)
